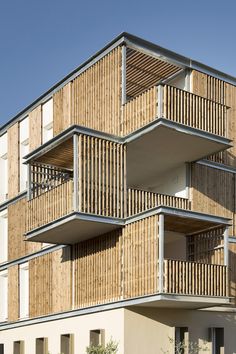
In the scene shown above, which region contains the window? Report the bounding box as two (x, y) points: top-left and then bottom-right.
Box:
(61, 334), (74, 354)
(0, 211), (8, 263)
(0, 133), (8, 203)
(0, 344), (4, 354)
(42, 99), (53, 144)
(20, 117), (29, 192)
(36, 338), (48, 354)
(90, 329), (105, 346)
(209, 328), (224, 354)
(0, 270), (8, 321)
(13, 341), (24, 354)
(175, 327), (188, 354)
(19, 263), (29, 319)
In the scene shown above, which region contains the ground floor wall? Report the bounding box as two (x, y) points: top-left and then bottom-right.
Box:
(124, 307), (236, 354)
(0, 309), (124, 354)
(1, 306), (236, 354)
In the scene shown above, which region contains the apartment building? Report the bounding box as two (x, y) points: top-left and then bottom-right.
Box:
(0, 32), (236, 353)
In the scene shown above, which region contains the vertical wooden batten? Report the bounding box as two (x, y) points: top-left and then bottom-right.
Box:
(8, 265), (19, 321)
(29, 105), (42, 152)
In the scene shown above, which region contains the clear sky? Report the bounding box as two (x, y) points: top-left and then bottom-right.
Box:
(1, 0), (236, 127)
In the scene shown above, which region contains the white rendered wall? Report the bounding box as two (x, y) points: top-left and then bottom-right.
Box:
(42, 99), (53, 144)
(0, 133), (8, 203)
(0, 210), (8, 264)
(0, 309), (124, 354)
(0, 270), (8, 322)
(164, 231), (186, 261)
(19, 263), (29, 319)
(19, 117), (29, 192)
(150, 164), (187, 198)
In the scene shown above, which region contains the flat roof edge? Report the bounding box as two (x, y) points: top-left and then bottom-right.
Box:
(2, 31), (236, 135)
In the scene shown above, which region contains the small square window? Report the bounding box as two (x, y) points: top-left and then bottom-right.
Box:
(90, 329), (105, 346)
(60, 334), (74, 354)
(13, 341), (24, 354)
(36, 338), (48, 354)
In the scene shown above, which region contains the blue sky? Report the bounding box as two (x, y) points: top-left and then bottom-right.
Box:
(1, 0), (236, 126)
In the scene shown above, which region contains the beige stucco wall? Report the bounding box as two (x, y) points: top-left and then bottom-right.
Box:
(1, 306), (236, 354)
(124, 307), (236, 354)
(0, 308), (124, 354)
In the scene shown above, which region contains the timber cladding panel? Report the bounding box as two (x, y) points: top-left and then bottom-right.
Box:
(122, 215), (159, 298)
(8, 123), (19, 199)
(187, 228), (224, 265)
(53, 47), (122, 136)
(191, 69), (236, 167)
(29, 247), (72, 317)
(8, 265), (19, 321)
(73, 229), (122, 308)
(24, 216), (159, 318)
(53, 83), (72, 136)
(191, 163), (234, 233)
(78, 134), (126, 218)
(8, 198), (41, 261)
(29, 105), (42, 152)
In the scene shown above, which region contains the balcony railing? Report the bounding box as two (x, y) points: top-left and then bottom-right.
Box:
(122, 84), (228, 137)
(26, 179), (73, 232)
(163, 259), (228, 297)
(127, 188), (191, 216)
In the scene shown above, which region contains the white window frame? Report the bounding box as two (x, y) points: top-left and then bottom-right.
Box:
(42, 99), (53, 144)
(0, 270), (8, 322)
(19, 262), (29, 319)
(0, 210), (8, 264)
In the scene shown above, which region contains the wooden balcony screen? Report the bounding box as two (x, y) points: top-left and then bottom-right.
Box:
(163, 259), (228, 297)
(78, 135), (126, 218)
(122, 84), (228, 137)
(127, 188), (191, 216)
(26, 180), (73, 232)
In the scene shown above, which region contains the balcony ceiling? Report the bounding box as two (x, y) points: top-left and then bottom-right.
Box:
(36, 137), (73, 169)
(26, 213), (124, 245)
(134, 293), (231, 310)
(127, 119), (231, 189)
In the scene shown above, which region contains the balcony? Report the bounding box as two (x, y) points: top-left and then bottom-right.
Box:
(163, 259), (228, 297)
(124, 84), (232, 188)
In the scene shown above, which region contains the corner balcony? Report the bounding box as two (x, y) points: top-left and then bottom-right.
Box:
(123, 211), (231, 309)
(124, 84), (232, 188)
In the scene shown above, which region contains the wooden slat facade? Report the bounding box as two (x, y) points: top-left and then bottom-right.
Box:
(127, 188), (191, 216)
(8, 123), (19, 199)
(78, 135), (126, 218)
(73, 230), (122, 308)
(50, 47), (121, 136)
(191, 70), (236, 166)
(164, 259), (228, 297)
(8, 198), (41, 261)
(8, 265), (19, 321)
(53, 83), (72, 137)
(123, 215), (159, 298)
(29, 105), (42, 152)
(122, 86), (157, 135)
(122, 83), (228, 136)
(191, 163), (234, 233)
(26, 179), (73, 232)
(29, 247), (72, 317)
(187, 228), (224, 265)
